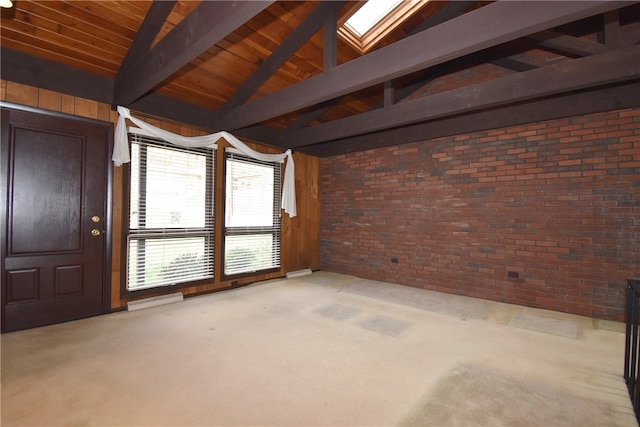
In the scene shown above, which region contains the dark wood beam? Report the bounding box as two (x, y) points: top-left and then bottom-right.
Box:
(0, 49), (280, 148)
(220, 1), (628, 131)
(0, 48), (113, 104)
(528, 30), (607, 56)
(393, 50), (539, 107)
(323, 2), (338, 70)
(604, 10), (622, 48)
(283, 97), (343, 132)
(491, 57), (538, 72)
(129, 92), (215, 130)
(399, 0), (476, 99)
(407, 1), (475, 36)
(384, 81), (394, 108)
(219, 1), (343, 116)
(624, 26), (640, 46)
(233, 125), (282, 148)
(283, 46), (640, 147)
(298, 81), (640, 157)
(129, 93), (282, 147)
(114, 1), (273, 106)
(392, 77), (430, 103)
(117, 1), (176, 76)
(378, 52), (538, 110)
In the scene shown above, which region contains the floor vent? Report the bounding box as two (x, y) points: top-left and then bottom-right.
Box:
(127, 292), (184, 312)
(286, 269), (312, 278)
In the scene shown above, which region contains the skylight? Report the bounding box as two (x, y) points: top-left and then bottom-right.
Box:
(344, 0), (404, 37)
(338, 0), (428, 54)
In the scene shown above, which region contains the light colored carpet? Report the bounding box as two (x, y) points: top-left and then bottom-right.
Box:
(508, 310), (581, 339)
(1, 271), (636, 426)
(399, 363), (616, 426)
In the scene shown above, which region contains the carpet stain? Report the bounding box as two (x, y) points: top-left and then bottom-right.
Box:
(357, 315), (411, 337)
(342, 279), (491, 320)
(398, 364), (615, 427)
(315, 303), (361, 321)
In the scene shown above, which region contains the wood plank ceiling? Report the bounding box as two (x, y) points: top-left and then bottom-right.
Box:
(1, 1), (639, 157)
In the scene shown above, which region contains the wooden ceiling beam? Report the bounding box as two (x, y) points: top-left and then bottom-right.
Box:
(323, 2), (339, 70)
(218, 1), (344, 116)
(604, 10), (622, 48)
(491, 57), (538, 72)
(126, 93), (282, 147)
(129, 92), (216, 130)
(283, 97), (344, 133)
(114, 1), (273, 106)
(623, 26), (640, 46)
(373, 50), (538, 111)
(298, 81), (640, 157)
(220, 1), (628, 131)
(372, 1), (476, 107)
(233, 125), (282, 148)
(407, 1), (475, 36)
(116, 1), (176, 77)
(528, 30), (607, 56)
(376, 55), (537, 111)
(0, 47), (113, 104)
(283, 46), (640, 147)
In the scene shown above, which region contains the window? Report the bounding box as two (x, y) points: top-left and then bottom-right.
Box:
(344, 0), (404, 37)
(126, 132), (215, 291)
(224, 151), (281, 276)
(339, 0), (428, 53)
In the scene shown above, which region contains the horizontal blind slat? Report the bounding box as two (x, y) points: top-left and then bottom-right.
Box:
(224, 152), (281, 276)
(127, 134), (215, 290)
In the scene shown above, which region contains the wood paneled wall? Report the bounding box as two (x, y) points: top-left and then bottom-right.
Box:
(1, 79), (320, 310)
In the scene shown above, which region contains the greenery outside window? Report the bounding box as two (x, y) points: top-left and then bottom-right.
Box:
(224, 150), (281, 276)
(126, 132), (215, 291)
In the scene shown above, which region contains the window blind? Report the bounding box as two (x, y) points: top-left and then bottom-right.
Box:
(127, 133), (215, 290)
(224, 151), (281, 276)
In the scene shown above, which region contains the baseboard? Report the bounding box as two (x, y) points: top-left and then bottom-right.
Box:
(127, 292), (184, 312)
(286, 269), (313, 278)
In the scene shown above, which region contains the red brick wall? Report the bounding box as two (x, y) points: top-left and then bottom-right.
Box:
(320, 108), (640, 320)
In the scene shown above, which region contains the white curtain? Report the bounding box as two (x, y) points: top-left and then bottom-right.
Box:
(113, 106), (296, 218)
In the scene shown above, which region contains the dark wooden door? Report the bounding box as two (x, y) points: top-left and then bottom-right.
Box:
(1, 106), (111, 332)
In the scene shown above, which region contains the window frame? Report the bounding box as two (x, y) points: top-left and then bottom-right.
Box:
(221, 150), (282, 280)
(338, 0), (427, 53)
(120, 131), (215, 297)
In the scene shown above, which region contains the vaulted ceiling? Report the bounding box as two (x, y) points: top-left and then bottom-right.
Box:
(1, 1), (639, 157)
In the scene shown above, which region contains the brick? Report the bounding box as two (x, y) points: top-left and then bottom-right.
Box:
(507, 148), (527, 155)
(558, 159), (582, 166)
(320, 107), (638, 321)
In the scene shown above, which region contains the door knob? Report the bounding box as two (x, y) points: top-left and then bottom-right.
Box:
(91, 215), (100, 223)
(91, 229), (101, 236)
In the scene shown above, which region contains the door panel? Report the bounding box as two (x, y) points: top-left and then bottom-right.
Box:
(1, 106), (111, 332)
(9, 128), (84, 253)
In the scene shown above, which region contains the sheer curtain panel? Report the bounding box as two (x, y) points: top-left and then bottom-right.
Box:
(113, 106), (296, 217)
